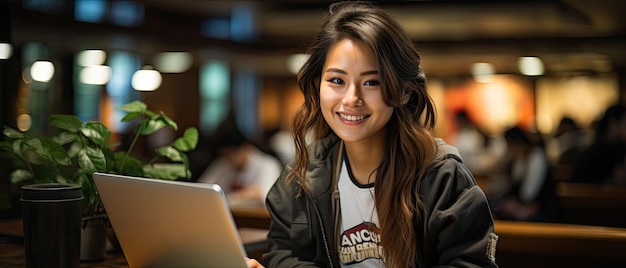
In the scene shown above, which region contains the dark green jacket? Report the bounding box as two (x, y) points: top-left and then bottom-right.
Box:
(264, 134), (498, 267)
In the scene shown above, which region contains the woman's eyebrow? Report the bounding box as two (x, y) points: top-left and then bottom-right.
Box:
(324, 68), (346, 74)
(360, 70), (378, 76)
(324, 68), (378, 76)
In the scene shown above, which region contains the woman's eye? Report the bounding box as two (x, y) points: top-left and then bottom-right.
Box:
(327, 78), (344, 84)
(364, 80), (380, 86)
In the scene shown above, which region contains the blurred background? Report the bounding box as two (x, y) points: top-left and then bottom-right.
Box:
(1, 0), (625, 220)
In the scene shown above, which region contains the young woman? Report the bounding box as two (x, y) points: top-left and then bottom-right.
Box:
(264, 2), (498, 267)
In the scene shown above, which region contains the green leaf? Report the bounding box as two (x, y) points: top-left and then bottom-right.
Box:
(119, 101), (147, 113)
(159, 112), (178, 130)
(77, 147), (107, 174)
(0, 150), (12, 159)
(23, 138), (71, 166)
(29, 165), (59, 183)
(103, 149), (116, 171)
(144, 110), (157, 117)
(155, 146), (183, 162)
(53, 131), (77, 146)
(81, 122), (111, 148)
(76, 173), (99, 210)
(143, 163), (188, 180)
(54, 174), (69, 184)
(0, 141), (13, 158)
(113, 153), (144, 176)
(50, 115), (83, 133)
(138, 119), (166, 135)
(180, 153), (190, 178)
(66, 141), (81, 158)
(12, 140), (23, 156)
(3, 127), (26, 139)
(173, 127), (198, 152)
(120, 112), (142, 122)
(9, 169), (34, 184)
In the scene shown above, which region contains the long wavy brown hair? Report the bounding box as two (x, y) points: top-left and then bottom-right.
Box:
(286, 2), (438, 267)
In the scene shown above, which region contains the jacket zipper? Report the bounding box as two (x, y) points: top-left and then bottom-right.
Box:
(307, 140), (343, 268)
(312, 202), (334, 268)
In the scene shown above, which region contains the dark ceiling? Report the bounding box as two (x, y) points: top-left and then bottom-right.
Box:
(8, 0), (626, 78)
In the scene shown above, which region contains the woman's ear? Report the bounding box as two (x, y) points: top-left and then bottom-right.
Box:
(402, 93), (410, 105)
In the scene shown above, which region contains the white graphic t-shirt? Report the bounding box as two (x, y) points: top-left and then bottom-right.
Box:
(338, 160), (385, 267)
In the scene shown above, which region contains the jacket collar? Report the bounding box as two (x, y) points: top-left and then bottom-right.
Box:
(435, 137), (464, 163)
(304, 136), (463, 196)
(306, 133), (342, 198)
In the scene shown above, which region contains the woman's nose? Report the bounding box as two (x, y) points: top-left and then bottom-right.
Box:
(342, 83), (363, 106)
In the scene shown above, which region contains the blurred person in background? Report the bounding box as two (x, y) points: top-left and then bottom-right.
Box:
(551, 116), (588, 164)
(546, 116), (590, 180)
(268, 124), (296, 166)
(489, 126), (560, 222)
(450, 109), (489, 175)
(197, 127), (283, 207)
(569, 104), (626, 184)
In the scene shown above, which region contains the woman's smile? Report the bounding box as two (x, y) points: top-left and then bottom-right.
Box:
(337, 112), (370, 123)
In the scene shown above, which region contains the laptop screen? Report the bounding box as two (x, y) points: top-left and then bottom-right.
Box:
(93, 172), (249, 268)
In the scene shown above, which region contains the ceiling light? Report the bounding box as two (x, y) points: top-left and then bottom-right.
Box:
(30, 61), (55, 82)
(80, 65), (112, 85)
(0, 43), (13, 60)
(132, 66), (162, 91)
(518, 56), (544, 76)
(77, 49), (107, 66)
(153, 52), (193, 73)
(471, 62), (494, 83)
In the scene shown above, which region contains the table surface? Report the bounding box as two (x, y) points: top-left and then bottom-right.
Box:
(0, 206), (271, 267)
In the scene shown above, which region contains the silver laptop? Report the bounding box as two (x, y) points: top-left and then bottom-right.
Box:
(93, 172), (249, 268)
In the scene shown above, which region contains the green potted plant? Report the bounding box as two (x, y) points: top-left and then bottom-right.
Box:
(0, 100), (198, 260)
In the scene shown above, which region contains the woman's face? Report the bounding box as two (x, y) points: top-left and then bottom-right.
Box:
(319, 38), (393, 145)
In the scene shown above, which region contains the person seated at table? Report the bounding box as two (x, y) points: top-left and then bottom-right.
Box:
(450, 109), (491, 175)
(489, 126), (560, 222)
(550, 116), (588, 165)
(569, 104), (626, 184)
(197, 127), (283, 207)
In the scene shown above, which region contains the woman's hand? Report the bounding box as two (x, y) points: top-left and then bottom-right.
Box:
(246, 257), (265, 268)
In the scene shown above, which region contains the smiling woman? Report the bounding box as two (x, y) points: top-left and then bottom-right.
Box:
(263, 2), (498, 268)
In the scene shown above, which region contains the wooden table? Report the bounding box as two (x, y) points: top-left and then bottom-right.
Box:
(231, 205), (271, 229)
(495, 220), (626, 267)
